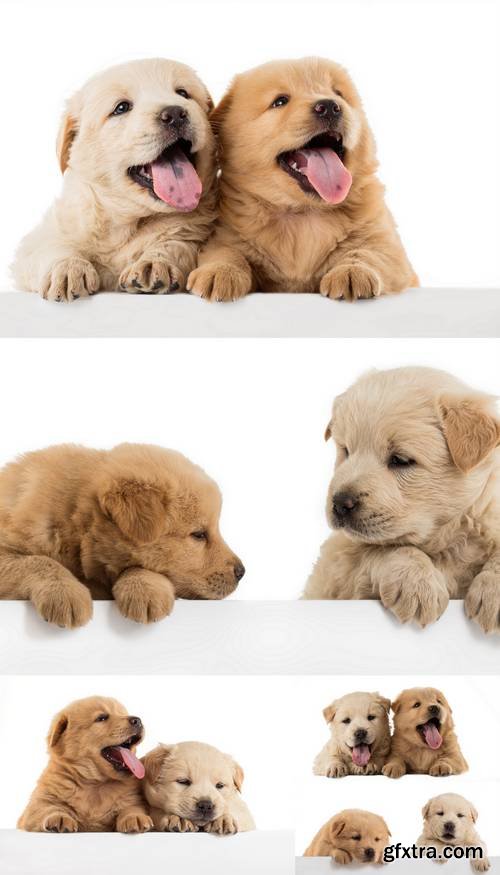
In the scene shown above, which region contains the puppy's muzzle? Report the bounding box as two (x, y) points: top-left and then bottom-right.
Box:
(160, 105), (189, 133)
(195, 798), (215, 819)
(332, 490), (360, 521)
(312, 99), (341, 123)
(363, 848), (375, 862)
(442, 822), (456, 840)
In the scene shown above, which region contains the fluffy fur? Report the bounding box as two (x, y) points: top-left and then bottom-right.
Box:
(0, 443), (244, 628)
(313, 691), (391, 777)
(304, 809), (391, 864)
(13, 59), (216, 301)
(188, 57), (417, 301)
(417, 794), (490, 872)
(303, 367), (500, 633)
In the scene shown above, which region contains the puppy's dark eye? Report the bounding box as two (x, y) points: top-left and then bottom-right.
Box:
(215, 782), (225, 790)
(457, 814), (464, 818)
(375, 838), (380, 842)
(176, 88), (190, 99)
(191, 530), (208, 541)
(111, 100), (132, 116)
(437, 811), (444, 817)
(334, 89), (344, 99)
(342, 717), (351, 724)
(352, 834), (361, 841)
(95, 714), (109, 722)
(367, 715), (376, 721)
(341, 446), (349, 458)
(388, 454), (416, 469)
(413, 702), (421, 709)
(270, 94), (289, 108)
(176, 778), (192, 786)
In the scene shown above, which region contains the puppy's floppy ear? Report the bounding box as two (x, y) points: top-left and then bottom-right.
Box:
(391, 696), (402, 715)
(210, 85), (234, 133)
(323, 700), (338, 724)
(100, 478), (169, 545)
(373, 693), (391, 714)
(422, 798), (434, 820)
(324, 420), (332, 441)
(143, 744), (174, 784)
(438, 393), (500, 473)
(469, 803), (478, 823)
(434, 689), (452, 714)
(56, 96), (80, 173)
(47, 711), (68, 749)
(232, 760), (244, 792)
(330, 816), (346, 838)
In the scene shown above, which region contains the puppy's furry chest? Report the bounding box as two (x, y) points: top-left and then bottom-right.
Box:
(70, 782), (133, 830)
(433, 528), (493, 596)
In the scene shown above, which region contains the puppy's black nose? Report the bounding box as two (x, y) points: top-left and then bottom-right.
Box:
(196, 798), (215, 818)
(234, 562), (245, 582)
(313, 99), (341, 119)
(364, 848), (375, 860)
(443, 822), (455, 833)
(128, 716), (142, 729)
(333, 491), (359, 518)
(160, 105), (188, 126)
(354, 728), (368, 742)
(428, 705), (440, 716)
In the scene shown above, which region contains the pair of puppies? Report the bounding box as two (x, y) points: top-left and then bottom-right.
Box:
(303, 366), (500, 635)
(13, 57), (416, 302)
(314, 688), (467, 779)
(18, 696), (254, 835)
(0, 443), (244, 628)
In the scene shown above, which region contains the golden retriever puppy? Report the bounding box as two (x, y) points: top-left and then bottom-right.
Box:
(382, 688), (468, 778)
(0, 443), (244, 628)
(188, 57), (417, 302)
(417, 794), (490, 872)
(18, 697), (151, 833)
(304, 809), (391, 864)
(303, 367), (500, 633)
(143, 741), (255, 834)
(313, 691), (391, 777)
(13, 59), (216, 301)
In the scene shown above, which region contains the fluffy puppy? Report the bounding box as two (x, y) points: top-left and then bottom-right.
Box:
(304, 809), (391, 864)
(18, 697), (151, 833)
(313, 691), (391, 777)
(188, 56), (417, 302)
(417, 794), (490, 872)
(143, 741), (255, 834)
(0, 443), (244, 628)
(382, 688), (467, 778)
(303, 367), (500, 633)
(13, 59), (216, 301)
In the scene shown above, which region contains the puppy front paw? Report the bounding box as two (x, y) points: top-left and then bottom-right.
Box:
(159, 814), (198, 833)
(41, 257), (99, 302)
(43, 812), (78, 833)
(351, 761), (380, 776)
(331, 848), (351, 865)
(325, 760), (349, 778)
(320, 262), (382, 301)
(32, 582), (93, 629)
(473, 856), (491, 872)
(429, 760), (454, 777)
(187, 263), (251, 302)
(113, 570), (175, 624)
(465, 572), (500, 634)
(382, 760), (406, 779)
(379, 566), (449, 628)
(119, 258), (183, 294)
(116, 812), (153, 833)
(203, 815), (238, 835)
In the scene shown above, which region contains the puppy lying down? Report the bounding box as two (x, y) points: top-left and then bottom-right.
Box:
(13, 59), (216, 301)
(304, 809), (391, 864)
(143, 741), (255, 834)
(0, 443), (244, 628)
(304, 367), (500, 633)
(418, 794), (490, 872)
(313, 691), (391, 777)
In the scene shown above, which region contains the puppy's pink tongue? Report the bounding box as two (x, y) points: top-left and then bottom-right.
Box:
(151, 144), (202, 212)
(117, 747), (145, 779)
(422, 722), (442, 750)
(294, 147), (352, 204)
(352, 744), (371, 766)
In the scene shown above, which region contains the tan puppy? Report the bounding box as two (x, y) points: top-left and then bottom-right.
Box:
(13, 59), (216, 301)
(304, 809), (391, 864)
(382, 688), (467, 778)
(303, 367), (500, 633)
(143, 741), (255, 834)
(18, 697), (151, 833)
(188, 57), (417, 302)
(313, 691), (391, 777)
(0, 443), (244, 628)
(417, 794), (490, 872)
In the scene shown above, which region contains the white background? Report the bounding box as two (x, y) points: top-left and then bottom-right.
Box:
(0, 0), (499, 289)
(1, 675), (498, 854)
(0, 337), (497, 601)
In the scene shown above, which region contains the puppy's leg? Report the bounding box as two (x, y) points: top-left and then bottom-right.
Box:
(0, 551), (93, 628)
(429, 748), (468, 776)
(320, 237), (416, 301)
(187, 241), (253, 302)
(119, 240), (196, 294)
(331, 848), (352, 865)
(112, 568), (175, 623)
(371, 547), (449, 627)
(115, 808), (153, 833)
(465, 553), (500, 634)
(203, 814), (238, 835)
(382, 756), (407, 778)
(320, 259), (382, 301)
(158, 814), (198, 832)
(323, 757), (349, 778)
(472, 845), (491, 872)
(19, 805), (78, 833)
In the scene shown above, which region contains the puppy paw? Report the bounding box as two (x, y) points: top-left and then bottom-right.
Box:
(116, 812), (153, 833)
(350, 761), (380, 776)
(465, 571), (500, 634)
(159, 814), (198, 833)
(379, 565), (449, 628)
(187, 263), (251, 302)
(43, 812), (78, 833)
(331, 848), (352, 865)
(382, 760), (406, 779)
(429, 760), (454, 777)
(32, 582), (93, 629)
(119, 258), (183, 294)
(113, 570), (174, 624)
(320, 262), (382, 301)
(41, 258), (99, 302)
(473, 857), (491, 872)
(203, 814), (238, 835)
(325, 760), (349, 778)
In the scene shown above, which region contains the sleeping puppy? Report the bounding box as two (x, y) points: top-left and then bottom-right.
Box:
(304, 809), (391, 864)
(188, 57), (417, 301)
(382, 688), (468, 778)
(18, 697), (151, 833)
(13, 59), (216, 301)
(303, 367), (500, 633)
(143, 741), (255, 834)
(417, 794), (490, 871)
(0, 443), (244, 628)
(313, 691), (391, 777)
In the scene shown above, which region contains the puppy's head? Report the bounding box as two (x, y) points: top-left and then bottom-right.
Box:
(422, 794), (478, 845)
(329, 809), (391, 864)
(58, 58), (214, 215)
(324, 367), (500, 546)
(211, 57), (375, 210)
(94, 444), (244, 600)
(47, 696), (145, 782)
(143, 741), (244, 826)
(391, 687), (453, 752)
(323, 691), (390, 768)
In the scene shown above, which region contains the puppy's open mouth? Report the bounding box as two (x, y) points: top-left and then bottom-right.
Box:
(417, 718), (442, 750)
(101, 733), (144, 778)
(128, 138), (202, 212)
(347, 742), (372, 766)
(277, 132), (352, 204)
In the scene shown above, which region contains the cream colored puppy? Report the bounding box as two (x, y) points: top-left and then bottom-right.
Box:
(143, 741), (255, 834)
(13, 59), (216, 301)
(417, 794), (490, 871)
(303, 367), (500, 633)
(313, 691), (391, 777)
